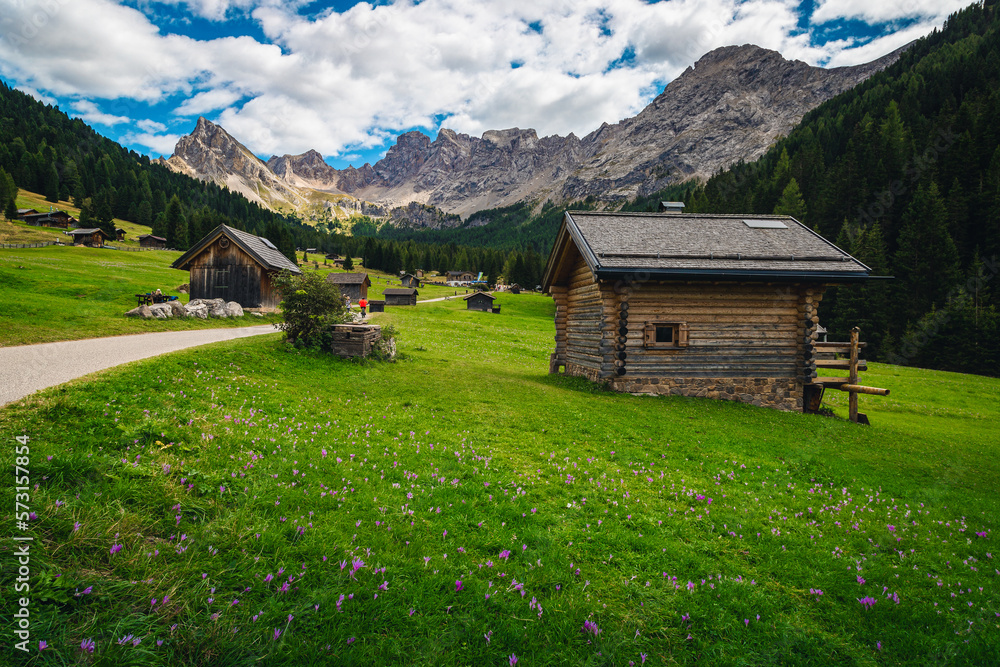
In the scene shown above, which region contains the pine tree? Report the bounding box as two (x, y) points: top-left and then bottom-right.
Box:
(342, 254), (354, 271)
(44, 162), (59, 203)
(893, 183), (961, 324)
(773, 177), (808, 222)
(164, 195), (187, 249)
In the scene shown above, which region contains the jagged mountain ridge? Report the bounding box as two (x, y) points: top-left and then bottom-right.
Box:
(164, 43), (907, 222)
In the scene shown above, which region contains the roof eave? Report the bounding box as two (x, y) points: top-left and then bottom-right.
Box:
(595, 268), (874, 283)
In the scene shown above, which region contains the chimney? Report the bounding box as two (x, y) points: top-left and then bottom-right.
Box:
(658, 201), (685, 214)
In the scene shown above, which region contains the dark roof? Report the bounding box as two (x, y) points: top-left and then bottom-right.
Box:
(139, 234), (167, 242)
(171, 224), (301, 274)
(326, 272), (370, 285)
(543, 211), (872, 289)
(68, 227), (110, 237)
(383, 288), (418, 296)
(463, 291), (495, 301)
(447, 270), (474, 277)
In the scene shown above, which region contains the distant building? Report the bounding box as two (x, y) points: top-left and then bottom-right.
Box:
(383, 288), (418, 306)
(401, 273), (421, 288)
(542, 210), (874, 411)
(326, 273), (371, 302)
(67, 228), (111, 247)
(463, 291), (496, 312)
(171, 224), (301, 309)
(21, 210), (76, 228)
(446, 270), (476, 285)
(138, 234), (167, 249)
(116, 228), (127, 241)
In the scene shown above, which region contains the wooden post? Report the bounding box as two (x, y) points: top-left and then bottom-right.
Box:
(848, 326), (859, 423)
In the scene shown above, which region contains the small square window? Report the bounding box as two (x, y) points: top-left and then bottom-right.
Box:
(644, 322), (689, 349)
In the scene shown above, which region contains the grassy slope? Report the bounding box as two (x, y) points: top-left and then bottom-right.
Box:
(0, 245), (282, 346)
(3, 189), (152, 248)
(0, 293), (996, 666)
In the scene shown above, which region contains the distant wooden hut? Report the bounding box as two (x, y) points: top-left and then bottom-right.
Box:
(22, 211), (76, 228)
(67, 228), (111, 247)
(509, 284), (521, 294)
(464, 291), (496, 312)
(401, 273), (421, 288)
(16, 208), (38, 217)
(446, 270), (476, 284)
(368, 300), (385, 313)
(383, 288), (418, 306)
(116, 228), (127, 241)
(138, 234), (167, 249)
(171, 224), (301, 309)
(326, 273), (371, 302)
(542, 211), (874, 411)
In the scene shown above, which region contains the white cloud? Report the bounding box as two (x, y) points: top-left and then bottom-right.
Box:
(137, 118), (168, 132)
(812, 0), (969, 25)
(0, 0), (952, 160)
(14, 86), (58, 106)
(121, 130), (182, 156)
(71, 100), (131, 126)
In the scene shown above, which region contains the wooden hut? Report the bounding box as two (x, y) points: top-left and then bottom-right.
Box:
(401, 273), (421, 288)
(138, 234), (167, 249)
(171, 224), (301, 309)
(22, 211), (76, 228)
(383, 288), (418, 306)
(326, 273), (371, 302)
(542, 211), (874, 411)
(67, 228), (110, 246)
(115, 228), (127, 241)
(446, 270), (476, 285)
(368, 300), (385, 313)
(464, 291), (496, 312)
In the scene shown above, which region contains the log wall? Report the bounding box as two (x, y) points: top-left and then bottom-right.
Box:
(551, 267), (826, 411)
(187, 240), (274, 308)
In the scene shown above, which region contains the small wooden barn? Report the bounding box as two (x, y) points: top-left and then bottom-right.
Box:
(326, 273), (371, 302)
(116, 228), (127, 241)
(446, 270), (476, 284)
(401, 273), (421, 288)
(464, 291), (496, 312)
(542, 211), (873, 411)
(67, 227), (110, 246)
(383, 288), (418, 306)
(22, 211), (77, 228)
(139, 234), (167, 249)
(368, 300), (386, 313)
(171, 224), (301, 309)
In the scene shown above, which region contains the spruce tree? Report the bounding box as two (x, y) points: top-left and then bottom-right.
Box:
(893, 183), (961, 325)
(342, 254), (354, 271)
(44, 162), (60, 203)
(164, 195), (187, 249)
(773, 177), (808, 222)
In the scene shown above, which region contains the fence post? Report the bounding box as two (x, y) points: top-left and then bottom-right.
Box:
(848, 327), (860, 423)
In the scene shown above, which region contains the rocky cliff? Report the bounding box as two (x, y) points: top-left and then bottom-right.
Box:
(163, 43), (908, 222)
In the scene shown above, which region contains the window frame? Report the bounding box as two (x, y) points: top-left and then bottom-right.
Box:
(643, 321), (689, 349)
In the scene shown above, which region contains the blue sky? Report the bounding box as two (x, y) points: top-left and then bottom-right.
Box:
(0, 0), (968, 170)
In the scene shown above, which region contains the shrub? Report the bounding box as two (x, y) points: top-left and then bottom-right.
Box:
(273, 270), (350, 348)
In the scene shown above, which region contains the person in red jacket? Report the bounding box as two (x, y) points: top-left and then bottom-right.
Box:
(358, 297), (367, 317)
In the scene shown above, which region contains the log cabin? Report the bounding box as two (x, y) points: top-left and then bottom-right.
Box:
(67, 227), (111, 246)
(22, 210), (77, 228)
(464, 291), (496, 312)
(171, 224), (301, 309)
(138, 234), (167, 249)
(542, 210), (873, 411)
(383, 288), (418, 306)
(401, 273), (421, 288)
(326, 273), (371, 302)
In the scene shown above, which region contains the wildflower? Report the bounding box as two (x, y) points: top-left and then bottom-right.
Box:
(73, 521), (81, 532)
(509, 654), (518, 666)
(857, 575), (866, 585)
(272, 628), (282, 641)
(641, 653), (647, 664)
(858, 596), (877, 610)
(455, 580), (463, 592)
(39, 640), (48, 650)
(582, 619), (600, 636)
(347, 637), (356, 645)
(80, 638), (95, 654)
(110, 543), (122, 555)
(117, 634), (134, 646)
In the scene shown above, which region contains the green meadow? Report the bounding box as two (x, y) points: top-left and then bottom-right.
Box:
(1, 283), (997, 665)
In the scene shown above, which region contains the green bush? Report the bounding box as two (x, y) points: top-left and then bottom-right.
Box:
(273, 270), (350, 348)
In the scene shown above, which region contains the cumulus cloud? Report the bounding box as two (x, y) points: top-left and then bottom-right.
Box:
(811, 0), (969, 25)
(0, 0), (954, 160)
(70, 100), (131, 126)
(121, 130), (182, 156)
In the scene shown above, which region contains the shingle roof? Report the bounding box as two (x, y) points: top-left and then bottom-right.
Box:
(326, 272), (370, 285)
(68, 227), (109, 236)
(544, 211), (871, 288)
(138, 234), (166, 242)
(383, 288), (418, 296)
(171, 224), (301, 274)
(463, 291), (495, 301)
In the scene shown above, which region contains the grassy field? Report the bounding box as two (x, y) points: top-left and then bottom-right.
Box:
(3, 190), (152, 248)
(1, 291), (996, 665)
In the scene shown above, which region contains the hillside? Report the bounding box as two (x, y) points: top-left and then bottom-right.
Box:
(0, 290), (996, 664)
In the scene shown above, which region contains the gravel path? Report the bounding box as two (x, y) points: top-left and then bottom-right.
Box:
(0, 325), (278, 407)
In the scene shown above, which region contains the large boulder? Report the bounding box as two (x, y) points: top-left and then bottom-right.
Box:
(169, 300), (186, 318)
(224, 301), (244, 317)
(185, 303), (208, 319)
(125, 304), (152, 318)
(208, 301), (229, 318)
(148, 303), (172, 319)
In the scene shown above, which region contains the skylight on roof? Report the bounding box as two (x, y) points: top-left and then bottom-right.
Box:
(259, 237), (278, 249)
(743, 219), (788, 229)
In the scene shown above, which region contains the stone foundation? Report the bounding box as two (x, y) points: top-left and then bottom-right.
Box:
(611, 377), (802, 411)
